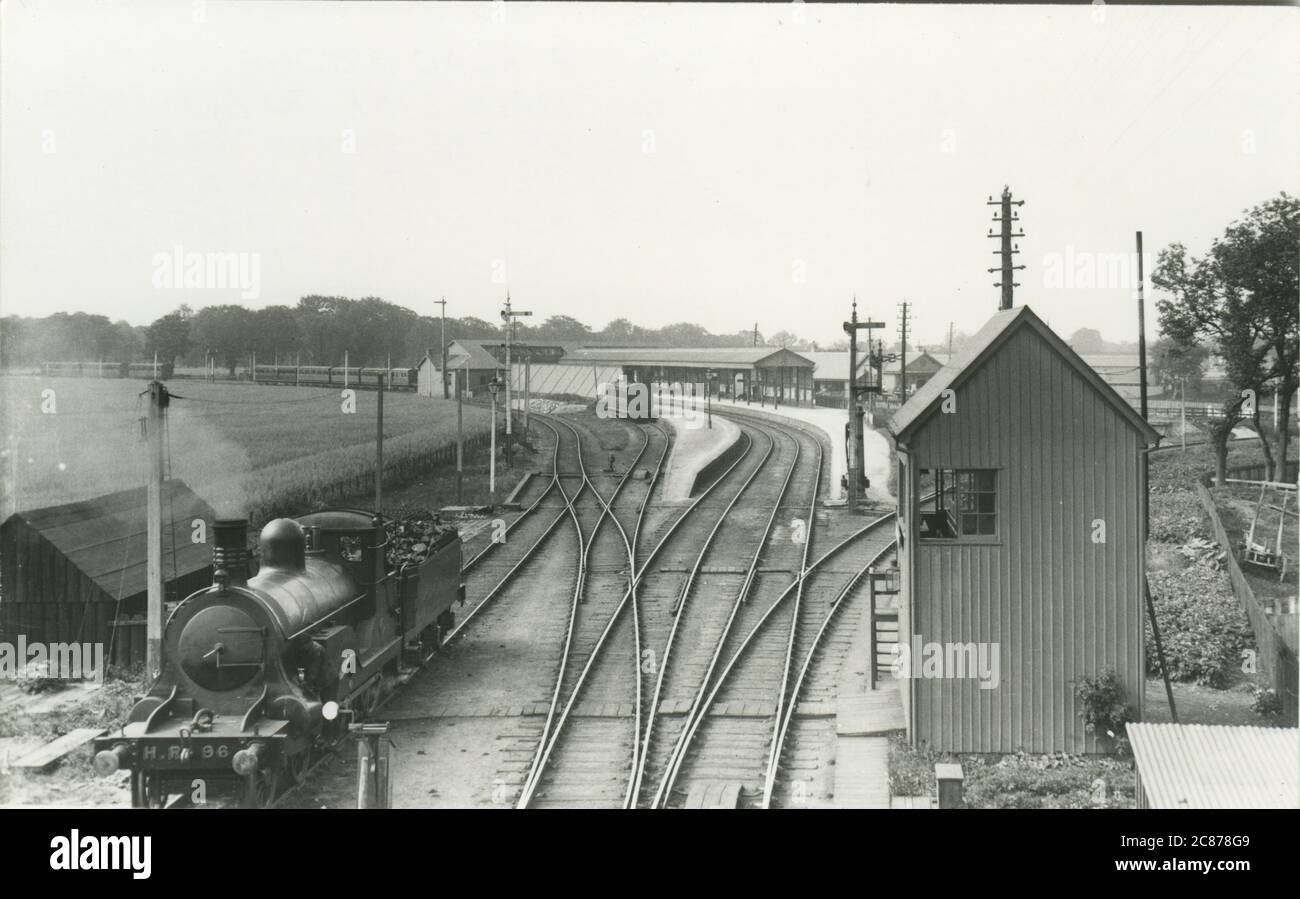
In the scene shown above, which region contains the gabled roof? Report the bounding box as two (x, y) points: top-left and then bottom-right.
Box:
(5, 480), (216, 600)
(1127, 723), (1299, 809)
(888, 305), (1160, 444)
(446, 339), (505, 371)
(804, 351), (870, 382)
(884, 350), (945, 376)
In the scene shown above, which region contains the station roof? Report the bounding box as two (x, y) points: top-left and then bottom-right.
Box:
(4, 480), (217, 600)
(803, 351), (869, 382)
(561, 346), (814, 370)
(888, 305), (1161, 444)
(1126, 723), (1299, 809)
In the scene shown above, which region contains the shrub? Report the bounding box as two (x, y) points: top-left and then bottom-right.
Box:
(1147, 559), (1255, 686)
(1075, 668), (1132, 753)
(1251, 686), (1283, 720)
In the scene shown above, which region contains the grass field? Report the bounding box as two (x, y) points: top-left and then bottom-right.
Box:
(1, 375), (496, 525)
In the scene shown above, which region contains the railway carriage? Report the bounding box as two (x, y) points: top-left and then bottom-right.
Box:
(92, 510), (463, 807)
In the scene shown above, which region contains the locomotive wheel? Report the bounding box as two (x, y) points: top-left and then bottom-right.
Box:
(130, 771), (170, 809)
(238, 768), (277, 809)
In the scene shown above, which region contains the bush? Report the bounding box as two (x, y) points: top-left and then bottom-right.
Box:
(1075, 669), (1132, 753)
(1251, 686), (1283, 720)
(963, 754), (1134, 809)
(1147, 559), (1255, 686)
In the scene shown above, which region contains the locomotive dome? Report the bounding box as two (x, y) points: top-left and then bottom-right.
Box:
(259, 518), (306, 570)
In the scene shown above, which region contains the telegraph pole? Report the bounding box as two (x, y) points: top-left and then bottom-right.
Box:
(501, 293), (532, 470)
(145, 381), (169, 686)
(375, 374), (385, 513)
(436, 297), (449, 399)
(987, 186), (1026, 310)
(456, 368), (464, 503)
(897, 301), (910, 404)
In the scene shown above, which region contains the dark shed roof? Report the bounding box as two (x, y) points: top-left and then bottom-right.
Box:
(561, 346), (814, 370)
(888, 305), (1161, 444)
(5, 480), (217, 600)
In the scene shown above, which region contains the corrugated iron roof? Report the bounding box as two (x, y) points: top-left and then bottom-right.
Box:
(804, 351), (870, 383)
(7, 480), (217, 600)
(561, 346), (814, 369)
(1126, 722), (1299, 809)
(888, 305), (1160, 444)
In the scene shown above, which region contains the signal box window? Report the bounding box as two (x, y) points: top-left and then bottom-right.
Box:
(917, 469), (997, 539)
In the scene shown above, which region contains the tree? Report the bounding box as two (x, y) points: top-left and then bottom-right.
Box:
(1153, 192), (1299, 482)
(250, 306), (304, 362)
(768, 330), (807, 349)
(1068, 327), (1105, 354)
(1149, 337), (1208, 398)
(536, 315), (592, 341)
(145, 309), (192, 366)
(192, 305), (256, 375)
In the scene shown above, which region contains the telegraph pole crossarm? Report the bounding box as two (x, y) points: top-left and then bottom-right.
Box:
(988, 186), (1027, 310)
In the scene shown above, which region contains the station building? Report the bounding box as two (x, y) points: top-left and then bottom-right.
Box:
(888, 305), (1160, 754)
(557, 346), (817, 406)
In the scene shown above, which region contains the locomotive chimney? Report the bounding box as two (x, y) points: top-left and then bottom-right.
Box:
(212, 518), (251, 586)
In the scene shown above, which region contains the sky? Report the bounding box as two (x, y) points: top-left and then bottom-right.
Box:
(2, 1), (1297, 349)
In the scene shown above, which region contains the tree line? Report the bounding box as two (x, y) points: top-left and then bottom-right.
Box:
(0, 297), (783, 374)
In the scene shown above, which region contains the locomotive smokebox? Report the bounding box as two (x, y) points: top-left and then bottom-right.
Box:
(212, 518), (252, 585)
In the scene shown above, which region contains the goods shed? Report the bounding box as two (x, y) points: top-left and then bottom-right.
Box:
(889, 305), (1160, 754)
(560, 346), (817, 407)
(0, 480), (218, 669)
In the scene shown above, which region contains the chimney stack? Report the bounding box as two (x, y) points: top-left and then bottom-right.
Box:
(212, 518), (251, 585)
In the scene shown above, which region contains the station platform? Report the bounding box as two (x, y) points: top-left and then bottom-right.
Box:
(709, 397), (894, 504)
(659, 412), (742, 501)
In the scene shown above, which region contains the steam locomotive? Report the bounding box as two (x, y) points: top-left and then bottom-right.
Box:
(93, 510), (463, 807)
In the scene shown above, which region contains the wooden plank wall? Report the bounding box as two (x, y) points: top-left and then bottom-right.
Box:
(905, 327), (1145, 753)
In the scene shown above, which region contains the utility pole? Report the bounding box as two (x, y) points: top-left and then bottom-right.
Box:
(436, 297), (449, 399)
(456, 368), (464, 503)
(145, 380), (169, 686)
(753, 323), (759, 347)
(375, 374), (385, 514)
(843, 298), (884, 512)
(501, 293), (532, 470)
(1136, 231), (1149, 425)
(948, 321), (954, 357)
(987, 186), (1026, 311)
(897, 301), (910, 404)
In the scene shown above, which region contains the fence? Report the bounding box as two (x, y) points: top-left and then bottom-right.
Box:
(1224, 460), (1299, 484)
(1196, 481), (1298, 723)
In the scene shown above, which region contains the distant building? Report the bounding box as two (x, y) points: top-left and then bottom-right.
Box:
(416, 339), (504, 398)
(805, 351), (873, 408)
(889, 305), (1160, 754)
(1127, 723), (1298, 808)
(557, 346), (817, 406)
(883, 351), (947, 400)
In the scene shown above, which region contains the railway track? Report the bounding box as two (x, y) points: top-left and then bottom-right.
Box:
(290, 406), (902, 810)
(515, 411), (859, 809)
(653, 509), (898, 808)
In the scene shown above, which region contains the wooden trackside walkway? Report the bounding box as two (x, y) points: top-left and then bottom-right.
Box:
(830, 593), (906, 808)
